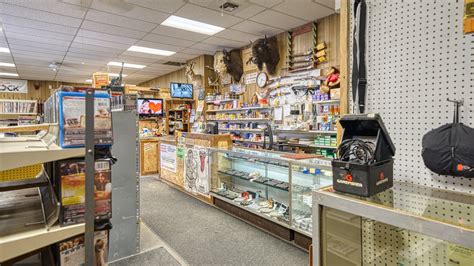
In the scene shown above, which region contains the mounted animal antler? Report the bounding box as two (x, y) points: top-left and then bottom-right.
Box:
(185, 61), (203, 89)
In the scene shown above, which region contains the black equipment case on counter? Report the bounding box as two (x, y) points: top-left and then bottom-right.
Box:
(332, 114), (396, 197)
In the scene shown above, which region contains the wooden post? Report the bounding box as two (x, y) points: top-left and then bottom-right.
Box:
(337, 0), (350, 145)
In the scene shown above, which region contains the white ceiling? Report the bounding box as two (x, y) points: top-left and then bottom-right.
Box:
(0, 0), (335, 85)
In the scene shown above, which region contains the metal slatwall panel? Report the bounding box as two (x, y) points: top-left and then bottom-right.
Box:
(350, 0), (474, 194)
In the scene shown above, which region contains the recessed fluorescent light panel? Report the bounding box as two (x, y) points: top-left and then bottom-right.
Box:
(0, 72), (18, 77)
(108, 73), (127, 77)
(161, 15), (224, 35)
(85, 79), (92, 83)
(127, 46), (175, 56)
(108, 61), (146, 69)
(0, 62), (15, 67)
(0, 47), (10, 53)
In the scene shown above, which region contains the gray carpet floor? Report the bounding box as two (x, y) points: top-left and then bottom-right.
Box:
(140, 177), (308, 265)
(110, 247), (180, 266)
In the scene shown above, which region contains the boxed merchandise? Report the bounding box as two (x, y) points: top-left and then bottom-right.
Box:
(58, 91), (113, 148)
(330, 88), (340, 99)
(332, 114), (396, 197)
(56, 159), (112, 226)
(57, 230), (108, 266)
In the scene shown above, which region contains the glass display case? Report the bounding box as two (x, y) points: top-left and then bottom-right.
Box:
(209, 147), (332, 238)
(313, 182), (474, 266)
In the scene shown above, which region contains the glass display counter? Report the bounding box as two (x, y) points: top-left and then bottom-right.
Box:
(209, 147), (332, 246)
(312, 182), (474, 265)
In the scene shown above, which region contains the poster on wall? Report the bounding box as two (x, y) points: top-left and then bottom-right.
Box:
(184, 146), (210, 196)
(160, 143), (177, 173)
(0, 78), (28, 93)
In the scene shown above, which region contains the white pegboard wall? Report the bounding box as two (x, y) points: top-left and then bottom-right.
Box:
(349, 0), (474, 194)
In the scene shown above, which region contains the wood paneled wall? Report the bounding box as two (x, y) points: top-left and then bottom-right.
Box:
(138, 13), (341, 105)
(0, 80), (87, 102)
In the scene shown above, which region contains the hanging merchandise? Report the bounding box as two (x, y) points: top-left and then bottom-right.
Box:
(352, 0), (367, 114)
(422, 99), (474, 178)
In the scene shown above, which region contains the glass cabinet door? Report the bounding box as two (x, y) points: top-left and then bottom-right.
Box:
(291, 162), (332, 235)
(210, 150), (291, 226)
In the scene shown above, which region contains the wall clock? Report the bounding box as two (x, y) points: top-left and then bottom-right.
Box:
(256, 72), (268, 88)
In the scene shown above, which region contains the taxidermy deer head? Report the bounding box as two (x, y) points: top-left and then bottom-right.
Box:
(222, 49), (243, 83)
(251, 35), (280, 75)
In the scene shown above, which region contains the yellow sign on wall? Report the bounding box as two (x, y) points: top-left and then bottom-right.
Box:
(93, 72), (109, 89)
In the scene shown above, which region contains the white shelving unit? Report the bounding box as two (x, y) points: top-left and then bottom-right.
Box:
(0, 99), (38, 115)
(0, 224), (85, 262)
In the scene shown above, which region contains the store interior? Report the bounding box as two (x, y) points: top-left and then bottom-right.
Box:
(0, 0), (473, 265)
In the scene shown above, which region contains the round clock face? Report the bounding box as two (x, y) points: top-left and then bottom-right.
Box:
(256, 72), (268, 88)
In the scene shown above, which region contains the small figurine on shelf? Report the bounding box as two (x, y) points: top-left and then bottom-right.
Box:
(320, 67), (340, 93)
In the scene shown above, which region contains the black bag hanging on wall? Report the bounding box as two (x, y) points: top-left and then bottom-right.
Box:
(422, 100), (474, 178)
(352, 0), (367, 114)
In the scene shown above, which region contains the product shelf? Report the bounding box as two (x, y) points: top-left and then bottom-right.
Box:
(0, 223), (85, 262)
(0, 140), (84, 171)
(207, 106), (272, 113)
(0, 173), (49, 192)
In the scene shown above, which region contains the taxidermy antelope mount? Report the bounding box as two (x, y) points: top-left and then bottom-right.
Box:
(185, 61), (203, 89)
(247, 35), (280, 75)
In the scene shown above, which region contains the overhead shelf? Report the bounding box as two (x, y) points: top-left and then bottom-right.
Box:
(0, 223), (85, 262)
(313, 99), (340, 104)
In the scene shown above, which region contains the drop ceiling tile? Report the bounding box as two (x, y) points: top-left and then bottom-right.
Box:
(8, 39), (70, 52)
(65, 51), (115, 61)
(180, 47), (214, 56)
(174, 3), (243, 28)
(121, 50), (167, 61)
(3, 25), (75, 41)
(112, 54), (160, 64)
(90, 0), (169, 24)
(0, 54), (14, 62)
(248, 0), (284, 8)
(187, 0), (267, 19)
(215, 29), (261, 43)
(80, 21), (147, 39)
(146, 63), (183, 71)
(165, 53), (198, 61)
(77, 29), (138, 45)
(133, 40), (181, 52)
(202, 36), (246, 49)
(190, 42), (219, 52)
(0, 0), (86, 18)
(85, 9), (157, 32)
(142, 33), (196, 48)
(1, 15), (78, 35)
(10, 47), (66, 57)
(126, 0), (185, 13)
(231, 20), (283, 36)
(70, 42), (124, 53)
(5, 32), (72, 47)
(62, 57), (108, 67)
(152, 26), (208, 42)
(249, 9), (307, 29)
(73, 37), (130, 50)
(0, 3), (83, 27)
(272, 0), (334, 21)
(68, 47), (120, 57)
(12, 52), (64, 62)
